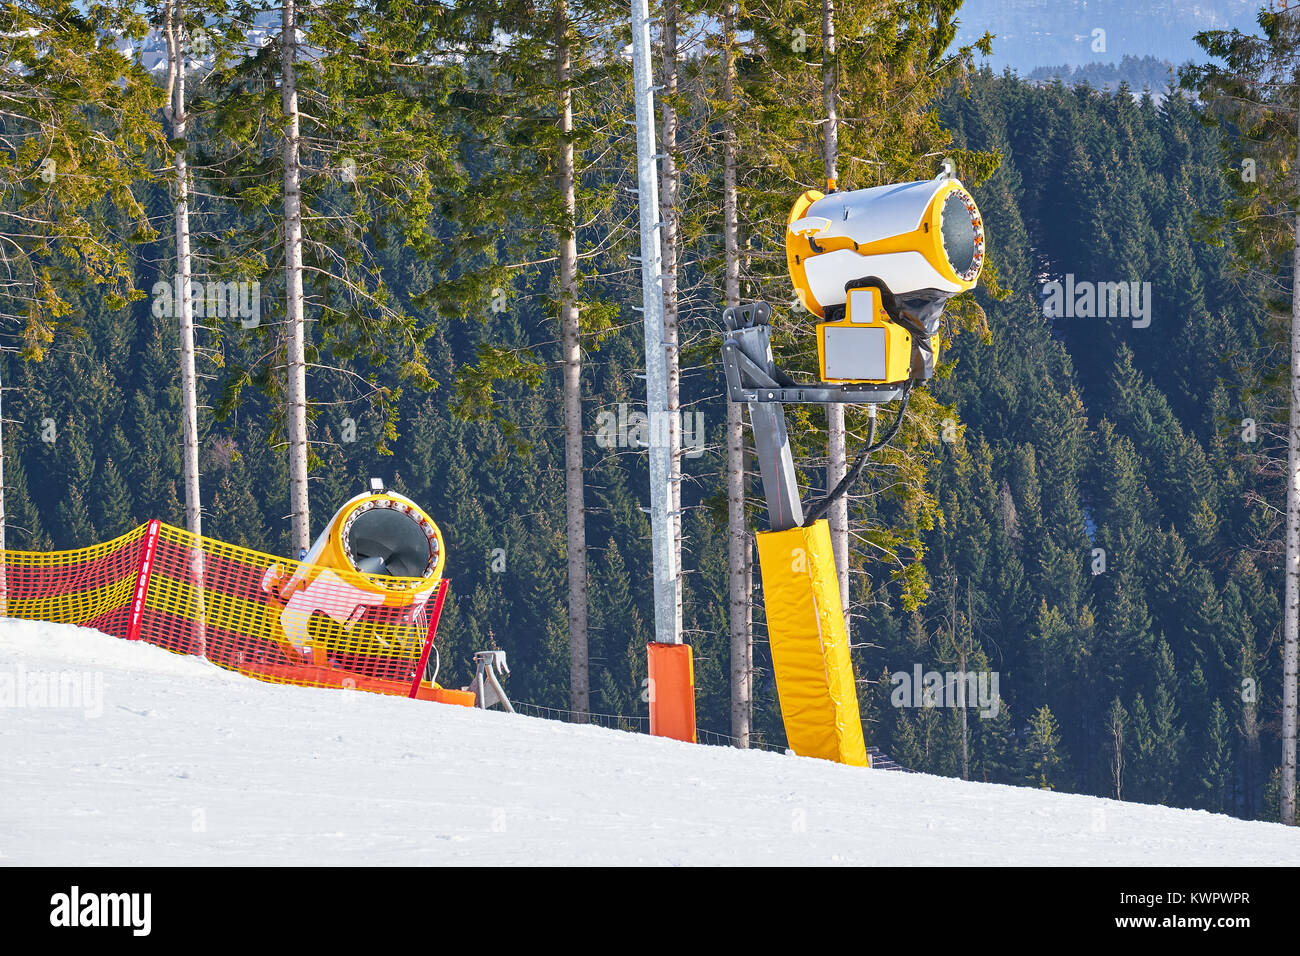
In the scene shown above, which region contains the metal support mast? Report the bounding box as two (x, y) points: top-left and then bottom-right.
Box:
(630, 0), (678, 647)
(631, 0), (694, 742)
(720, 302), (903, 531)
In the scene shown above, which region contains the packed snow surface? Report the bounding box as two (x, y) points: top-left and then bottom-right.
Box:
(2, 619), (1298, 866)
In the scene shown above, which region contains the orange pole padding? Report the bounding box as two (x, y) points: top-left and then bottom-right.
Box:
(647, 641), (696, 743)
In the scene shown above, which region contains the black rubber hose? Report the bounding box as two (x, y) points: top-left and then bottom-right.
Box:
(802, 383), (912, 528)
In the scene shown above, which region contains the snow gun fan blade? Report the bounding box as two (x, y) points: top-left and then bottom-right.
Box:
(344, 504), (436, 579)
(940, 190), (978, 277)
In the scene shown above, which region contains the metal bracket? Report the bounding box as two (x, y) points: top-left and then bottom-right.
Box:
(720, 300), (908, 532)
(469, 650), (515, 714)
(720, 303), (802, 530)
(720, 302), (904, 405)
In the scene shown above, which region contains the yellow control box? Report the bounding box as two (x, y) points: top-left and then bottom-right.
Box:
(816, 287), (912, 385)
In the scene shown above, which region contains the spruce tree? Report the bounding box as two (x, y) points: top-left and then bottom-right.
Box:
(1200, 699), (1232, 813)
(1025, 704), (1064, 790)
(1184, 8), (1300, 822)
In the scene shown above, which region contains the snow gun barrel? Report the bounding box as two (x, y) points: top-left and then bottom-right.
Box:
(786, 175), (984, 385)
(292, 491), (445, 592)
(263, 490), (446, 665)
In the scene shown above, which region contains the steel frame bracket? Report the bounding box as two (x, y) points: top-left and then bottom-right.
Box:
(720, 301), (906, 531)
(720, 302), (905, 406)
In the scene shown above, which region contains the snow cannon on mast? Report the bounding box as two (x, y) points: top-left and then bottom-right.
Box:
(721, 168), (986, 766)
(786, 174), (983, 386)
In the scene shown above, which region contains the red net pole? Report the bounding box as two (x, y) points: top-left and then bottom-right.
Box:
(409, 579), (450, 698)
(125, 520), (161, 642)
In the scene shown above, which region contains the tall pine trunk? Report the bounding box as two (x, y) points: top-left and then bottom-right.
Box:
(1282, 67), (1300, 825)
(165, 1), (201, 543)
(660, 0), (683, 637)
(557, 0), (589, 721)
(1109, 702), (1124, 801)
(821, 0), (850, 636)
(722, 2), (750, 746)
(165, 0), (206, 656)
(282, 0), (310, 556)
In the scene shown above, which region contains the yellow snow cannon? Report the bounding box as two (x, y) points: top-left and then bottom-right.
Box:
(261, 485), (446, 668)
(786, 175), (984, 384)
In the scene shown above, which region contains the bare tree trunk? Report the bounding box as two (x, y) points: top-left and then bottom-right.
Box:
(821, 0), (839, 188)
(949, 584), (968, 779)
(722, 2), (750, 747)
(958, 650), (969, 780)
(1110, 705), (1124, 801)
(557, 1), (588, 721)
(282, 0), (310, 557)
(1241, 649), (1259, 816)
(821, 0), (850, 636)
(0, 343), (6, 617)
(1282, 76), (1300, 824)
(1244, 713), (1260, 815)
(165, 0), (206, 656)
(660, 0), (684, 638)
(165, 1), (201, 543)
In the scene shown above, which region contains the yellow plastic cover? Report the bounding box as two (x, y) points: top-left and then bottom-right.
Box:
(756, 520), (869, 766)
(817, 287), (913, 385)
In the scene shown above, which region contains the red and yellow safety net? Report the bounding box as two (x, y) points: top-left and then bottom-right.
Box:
(0, 524), (146, 636)
(0, 522), (470, 705)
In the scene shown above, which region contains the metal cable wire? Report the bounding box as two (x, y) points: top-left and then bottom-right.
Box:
(803, 382), (913, 527)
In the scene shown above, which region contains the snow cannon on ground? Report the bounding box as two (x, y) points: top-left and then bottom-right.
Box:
(261, 481), (445, 670)
(785, 174), (984, 385)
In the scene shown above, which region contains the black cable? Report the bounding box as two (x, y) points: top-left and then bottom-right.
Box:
(802, 382), (912, 528)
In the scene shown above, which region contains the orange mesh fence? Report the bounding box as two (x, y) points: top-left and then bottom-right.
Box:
(1, 521), (467, 705)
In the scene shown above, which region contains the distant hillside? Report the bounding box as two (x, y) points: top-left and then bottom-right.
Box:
(953, 0), (1261, 76)
(1025, 55), (1179, 95)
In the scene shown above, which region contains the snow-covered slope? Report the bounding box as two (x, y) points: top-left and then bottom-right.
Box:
(2, 619), (1298, 866)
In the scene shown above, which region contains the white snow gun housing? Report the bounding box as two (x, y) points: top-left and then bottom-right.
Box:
(786, 176), (984, 385)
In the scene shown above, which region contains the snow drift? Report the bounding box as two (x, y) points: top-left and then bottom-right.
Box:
(2, 619), (1298, 866)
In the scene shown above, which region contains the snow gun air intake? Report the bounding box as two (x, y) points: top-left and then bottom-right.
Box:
(786, 173), (984, 386)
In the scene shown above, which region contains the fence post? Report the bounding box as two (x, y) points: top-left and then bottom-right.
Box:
(409, 579), (450, 698)
(125, 520), (162, 642)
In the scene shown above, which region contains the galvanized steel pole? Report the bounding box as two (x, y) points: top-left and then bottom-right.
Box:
(630, 0), (680, 647)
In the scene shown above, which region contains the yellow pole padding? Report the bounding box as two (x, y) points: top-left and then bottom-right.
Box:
(756, 520), (869, 766)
